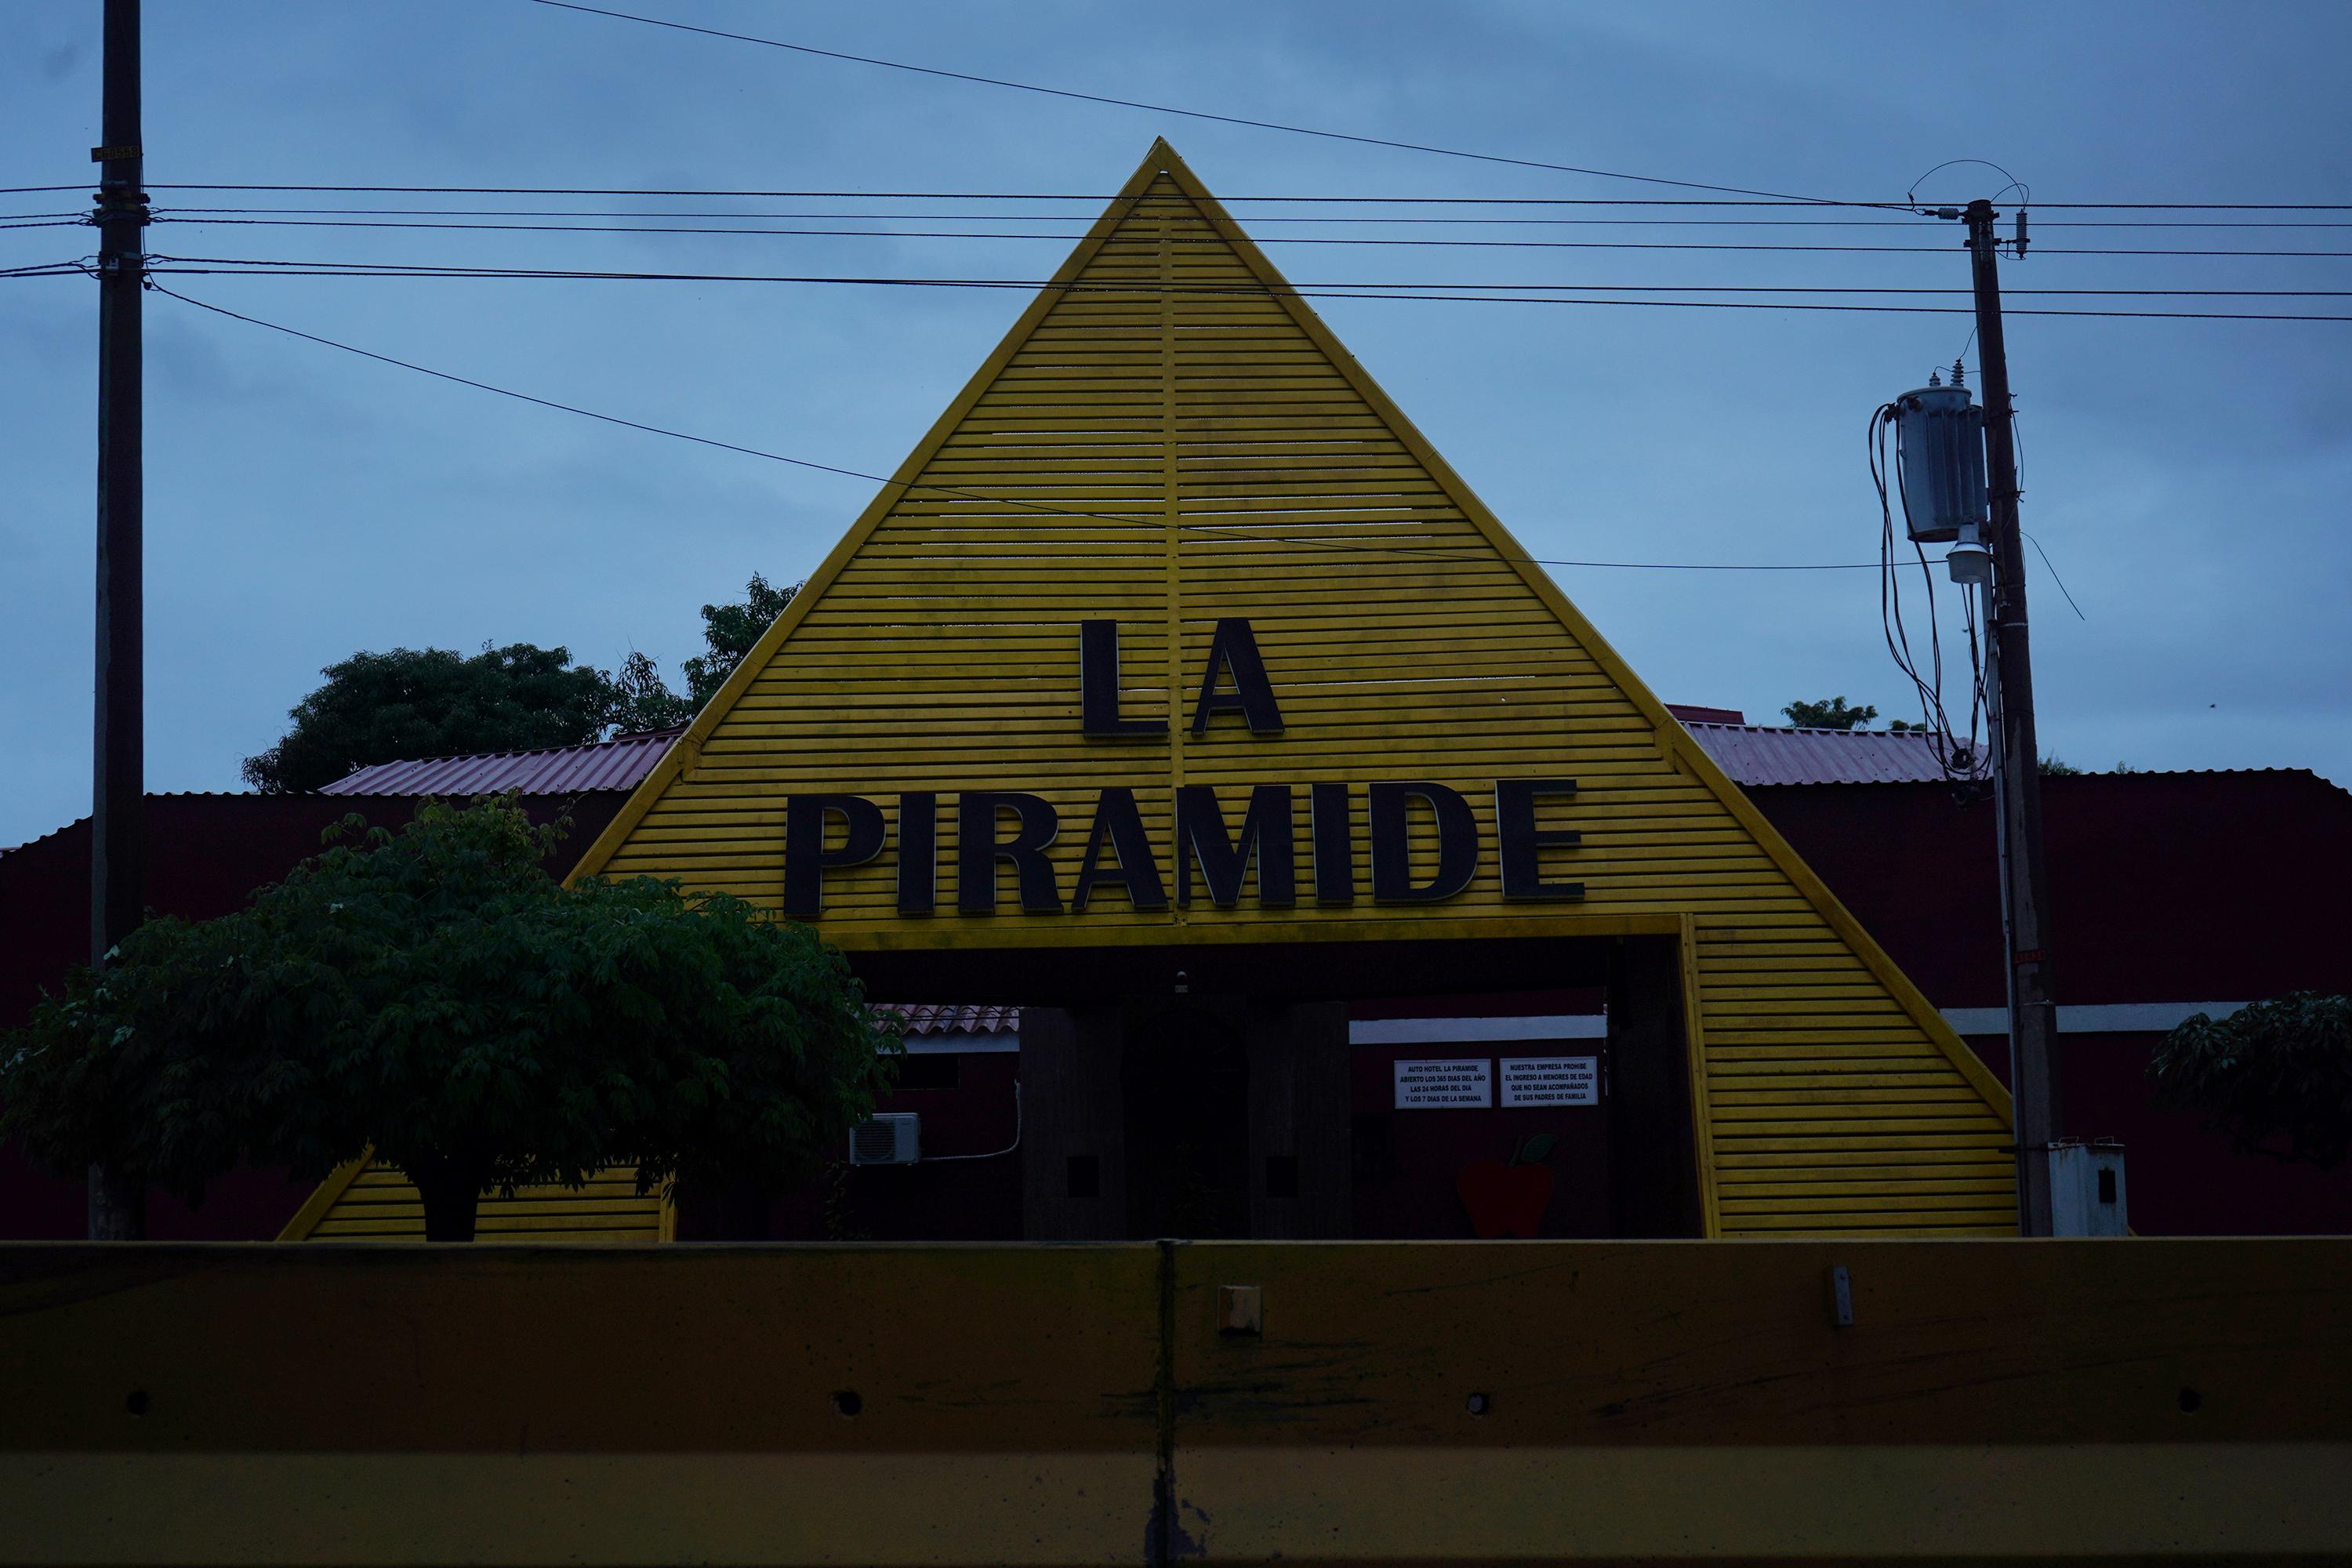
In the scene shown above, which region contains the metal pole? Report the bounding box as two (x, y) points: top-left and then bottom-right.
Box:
(89, 0), (147, 1241)
(1964, 198), (2061, 1236)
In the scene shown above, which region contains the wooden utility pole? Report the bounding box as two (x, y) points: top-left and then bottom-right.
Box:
(1963, 198), (2061, 1236)
(89, 0), (147, 1240)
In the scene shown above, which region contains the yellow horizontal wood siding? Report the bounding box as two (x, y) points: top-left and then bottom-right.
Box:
(572, 140), (2016, 1239)
(296, 1158), (664, 1244)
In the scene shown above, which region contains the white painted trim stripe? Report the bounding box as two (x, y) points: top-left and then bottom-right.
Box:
(1940, 1003), (2247, 1037)
(898, 1033), (1020, 1056)
(1348, 1014), (1608, 1046)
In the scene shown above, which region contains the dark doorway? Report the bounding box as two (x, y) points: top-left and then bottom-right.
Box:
(1122, 1000), (1251, 1238)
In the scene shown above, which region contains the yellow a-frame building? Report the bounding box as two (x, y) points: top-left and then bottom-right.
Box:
(294, 141), (2014, 1243)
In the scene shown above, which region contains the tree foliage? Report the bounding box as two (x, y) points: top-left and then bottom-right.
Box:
(2147, 993), (2352, 1169)
(604, 650), (698, 735)
(1781, 696), (1878, 731)
(0, 797), (899, 1238)
(241, 644), (621, 793)
(243, 575), (800, 792)
(684, 572), (798, 705)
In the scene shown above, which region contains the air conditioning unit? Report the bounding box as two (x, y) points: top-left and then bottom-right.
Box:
(849, 1112), (920, 1166)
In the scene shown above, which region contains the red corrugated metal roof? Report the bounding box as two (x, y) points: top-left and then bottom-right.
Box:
(1681, 721), (1993, 786)
(321, 727), (684, 797)
(889, 1004), (1021, 1036)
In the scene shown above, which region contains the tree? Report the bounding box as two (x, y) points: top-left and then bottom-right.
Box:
(2147, 993), (2352, 1169)
(242, 643), (620, 793)
(684, 573), (798, 705)
(2040, 756), (2083, 775)
(1781, 696), (1878, 731)
(604, 650), (697, 735)
(0, 797), (899, 1240)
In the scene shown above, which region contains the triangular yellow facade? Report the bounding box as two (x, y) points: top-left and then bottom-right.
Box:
(572, 141), (2016, 1237)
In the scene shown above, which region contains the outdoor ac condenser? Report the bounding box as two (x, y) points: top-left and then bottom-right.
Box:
(848, 1112), (920, 1166)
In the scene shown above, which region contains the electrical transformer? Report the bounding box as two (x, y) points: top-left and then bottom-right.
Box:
(1893, 381), (1988, 543)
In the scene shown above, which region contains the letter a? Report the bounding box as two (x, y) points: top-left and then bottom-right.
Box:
(1192, 619), (1283, 734)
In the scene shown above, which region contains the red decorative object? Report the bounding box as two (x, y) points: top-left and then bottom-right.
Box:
(1456, 1160), (1555, 1239)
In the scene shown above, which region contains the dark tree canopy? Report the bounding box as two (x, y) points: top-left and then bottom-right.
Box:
(1781, 696), (1878, 731)
(241, 643), (620, 793)
(684, 573), (799, 705)
(0, 797), (899, 1239)
(2148, 993), (2352, 1169)
(604, 650), (697, 736)
(243, 576), (800, 792)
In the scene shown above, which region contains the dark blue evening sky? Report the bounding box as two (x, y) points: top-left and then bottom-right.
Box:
(5, 2), (2348, 848)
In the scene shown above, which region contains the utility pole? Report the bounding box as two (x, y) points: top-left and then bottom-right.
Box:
(1964, 198), (2062, 1237)
(89, 0), (147, 1240)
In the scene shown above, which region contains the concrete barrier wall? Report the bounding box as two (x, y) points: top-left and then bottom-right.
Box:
(2, 1239), (2348, 1565)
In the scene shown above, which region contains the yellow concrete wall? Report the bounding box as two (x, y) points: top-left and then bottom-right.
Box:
(4, 1239), (2349, 1565)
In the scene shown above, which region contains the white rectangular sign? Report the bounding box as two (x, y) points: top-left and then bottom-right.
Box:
(1500, 1056), (1599, 1107)
(1393, 1058), (1494, 1109)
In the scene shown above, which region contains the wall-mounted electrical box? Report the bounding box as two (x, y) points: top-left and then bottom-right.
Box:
(1893, 382), (1988, 543)
(2048, 1140), (2128, 1237)
(849, 1112), (921, 1166)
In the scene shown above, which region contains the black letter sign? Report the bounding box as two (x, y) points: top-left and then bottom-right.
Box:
(1176, 784), (1296, 907)
(1079, 620), (1163, 738)
(1367, 782), (1479, 902)
(1191, 619), (1283, 735)
(957, 792), (1063, 913)
(1072, 787), (1169, 911)
(1495, 779), (1583, 901)
(896, 792), (938, 914)
(784, 794), (887, 916)
(1310, 782), (1356, 904)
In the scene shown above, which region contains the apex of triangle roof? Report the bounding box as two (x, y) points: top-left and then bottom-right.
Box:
(563, 136), (1857, 946)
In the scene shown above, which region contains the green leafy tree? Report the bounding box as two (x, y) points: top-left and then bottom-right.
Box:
(2040, 756), (2083, 775)
(684, 573), (799, 705)
(2148, 993), (2352, 1169)
(1781, 696), (1878, 731)
(242, 643), (621, 793)
(0, 797), (899, 1240)
(604, 650), (697, 735)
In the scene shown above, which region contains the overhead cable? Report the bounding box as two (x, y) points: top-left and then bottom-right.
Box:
(135, 183), (2352, 211)
(144, 205), (2352, 230)
(149, 282), (1882, 573)
(523, 0), (1892, 209)
(141, 258), (2352, 320)
(137, 216), (2352, 257)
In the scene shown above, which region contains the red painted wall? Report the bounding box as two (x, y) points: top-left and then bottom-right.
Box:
(1748, 771), (2352, 1235)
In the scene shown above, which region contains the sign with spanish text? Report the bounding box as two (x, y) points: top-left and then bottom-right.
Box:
(1500, 1056), (1600, 1107)
(1393, 1058), (1494, 1109)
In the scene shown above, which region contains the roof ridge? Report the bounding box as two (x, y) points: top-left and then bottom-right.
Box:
(337, 723), (687, 774)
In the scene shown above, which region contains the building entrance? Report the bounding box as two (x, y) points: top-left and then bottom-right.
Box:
(1121, 1001), (1251, 1239)
(978, 932), (1700, 1243)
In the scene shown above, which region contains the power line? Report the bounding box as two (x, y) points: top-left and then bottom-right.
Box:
(135, 183), (2352, 211)
(137, 215), (2352, 258)
(144, 204), (2352, 230)
(132, 256), (2352, 296)
(524, 0), (1893, 210)
(151, 215), (1976, 252)
(149, 281), (1884, 573)
(142, 258), (2352, 319)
